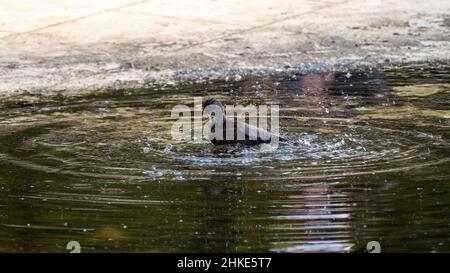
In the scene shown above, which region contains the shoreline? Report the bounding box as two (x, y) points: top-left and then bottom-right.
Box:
(1, 0), (449, 98)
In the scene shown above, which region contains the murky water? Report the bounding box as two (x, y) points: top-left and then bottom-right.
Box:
(0, 66), (449, 252)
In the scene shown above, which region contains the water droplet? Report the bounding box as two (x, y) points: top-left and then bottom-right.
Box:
(164, 144), (173, 153)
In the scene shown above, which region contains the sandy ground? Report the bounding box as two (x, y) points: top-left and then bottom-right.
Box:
(0, 0), (449, 96)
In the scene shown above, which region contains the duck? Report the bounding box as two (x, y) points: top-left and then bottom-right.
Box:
(202, 98), (290, 146)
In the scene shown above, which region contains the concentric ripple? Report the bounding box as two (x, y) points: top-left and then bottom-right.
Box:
(0, 68), (449, 252)
(0, 102), (446, 182)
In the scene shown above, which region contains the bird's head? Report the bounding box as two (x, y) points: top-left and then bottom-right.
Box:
(203, 98), (225, 121)
(203, 98), (224, 110)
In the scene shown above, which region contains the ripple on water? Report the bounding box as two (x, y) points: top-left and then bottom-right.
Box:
(0, 68), (449, 252)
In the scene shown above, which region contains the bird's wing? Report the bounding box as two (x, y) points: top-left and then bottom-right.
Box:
(233, 119), (272, 142)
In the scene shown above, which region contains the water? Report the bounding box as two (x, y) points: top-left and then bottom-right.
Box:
(0, 66), (449, 252)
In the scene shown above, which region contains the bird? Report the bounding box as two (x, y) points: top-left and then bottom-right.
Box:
(202, 98), (290, 146)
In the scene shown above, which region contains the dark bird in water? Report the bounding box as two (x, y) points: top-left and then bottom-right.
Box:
(202, 98), (290, 146)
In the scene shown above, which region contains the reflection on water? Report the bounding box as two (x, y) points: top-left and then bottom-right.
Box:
(0, 66), (449, 252)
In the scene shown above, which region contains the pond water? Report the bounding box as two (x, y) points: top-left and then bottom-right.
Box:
(0, 66), (449, 252)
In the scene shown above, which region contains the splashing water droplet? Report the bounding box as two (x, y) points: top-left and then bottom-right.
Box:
(164, 144), (173, 153)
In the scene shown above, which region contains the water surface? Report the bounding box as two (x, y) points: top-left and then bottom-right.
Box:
(0, 66), (449, 252)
